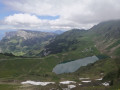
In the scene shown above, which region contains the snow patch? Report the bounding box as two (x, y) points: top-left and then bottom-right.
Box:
(68, 85), (76, 89)
(79, 78), (90, 80)
(102, 82), (109, 86)
(81, 80), (91, 83)
(79, 84), (82, 85)
(60, 81), (76, 84)
(62, 88), (70, 90)
(95, 78), (103, 80)
(100, 73), (104, 75)
(21, 80), (55, 86)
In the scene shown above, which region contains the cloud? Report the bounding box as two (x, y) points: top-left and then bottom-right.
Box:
(5, 13), (41, 24)
(2, 13), (92, 30)
(2, 13), (74, 30)
(1, 0), (120, 30)
(3, 13), (51, 30)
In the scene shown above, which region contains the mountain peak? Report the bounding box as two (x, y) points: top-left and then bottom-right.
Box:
(4, 30), (56, 40)
(90, 20), (120, 39)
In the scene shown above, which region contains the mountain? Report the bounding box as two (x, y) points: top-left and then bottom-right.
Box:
(40, 29), (86, 55)
(0, 20), (120, 58)
(39, 21), (120, 87)
(73, 20), (120, 89)
(39, 30), (65, 34)
(0, 30), (56, 56)
(40, 29), (100, 59)
(0, 31), (5, 40)
(52, 30), (65, 34)
(0, 30), (16, 40)
(88, 20), (120, 57)
(0, 20), (120, 90)
(90, 20), (120, 39)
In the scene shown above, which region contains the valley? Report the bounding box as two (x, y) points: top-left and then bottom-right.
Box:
(0, 20), (120, 90)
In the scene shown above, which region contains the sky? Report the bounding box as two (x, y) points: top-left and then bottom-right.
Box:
(0, 0), (120, 31)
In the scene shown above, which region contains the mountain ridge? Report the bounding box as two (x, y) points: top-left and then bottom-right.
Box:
(0, 20), (120, 90)
(0, 30), (56, 56)
(1, 20), (120, 57)
(88, 20), (120, 58)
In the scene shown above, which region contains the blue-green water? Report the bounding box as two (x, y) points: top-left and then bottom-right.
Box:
(53, 56), (99, 74)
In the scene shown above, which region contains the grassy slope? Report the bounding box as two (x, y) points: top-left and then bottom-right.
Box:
(0, 84), (18, 90)
(0, 24), (120, 89)
(0, 37), (100, 81)
(0, 30), (55, 56)
(0, 36), (112, 90)
(0, 29), (96, 82)
(88, 20), (120, 57)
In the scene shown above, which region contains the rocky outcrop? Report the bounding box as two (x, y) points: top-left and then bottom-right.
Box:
(5, 30), (56, 40)
(0, 30), (56, 56)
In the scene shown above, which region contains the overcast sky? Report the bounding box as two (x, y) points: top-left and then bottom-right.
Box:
(0, 0), (120, 31)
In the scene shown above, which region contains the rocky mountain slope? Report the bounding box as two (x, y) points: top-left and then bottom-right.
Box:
(0, 20), (120, 58)
(40, 20), (120, 58)
(0, 30), (56, 56)
(0, 20), (120, 90)
(88, 20), (120, 58)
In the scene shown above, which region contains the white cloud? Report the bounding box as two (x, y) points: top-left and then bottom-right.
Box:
(2, 13), (85, 30)
(1, 0), (120, 30)
(2, 13), (49, 30)
(5, 13), (41, 24)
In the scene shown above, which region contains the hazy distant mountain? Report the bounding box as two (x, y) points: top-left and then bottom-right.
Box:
(0, 30), (16, 40)
(52, 30), (65, 34)
(40, 30), (65, 34)
(0, 32), (4, 40)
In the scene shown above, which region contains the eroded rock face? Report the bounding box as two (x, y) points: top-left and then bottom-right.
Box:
(0, 30), (56, 56)
(5, 31), (17, 39)
(5, 30), (56, 40)
(17, 30), (31, 40)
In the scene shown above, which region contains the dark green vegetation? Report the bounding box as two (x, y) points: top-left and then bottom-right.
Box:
(40, 29), (87, 55)
(0, 84), (18, 90)
(0, 20), (120, 90)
